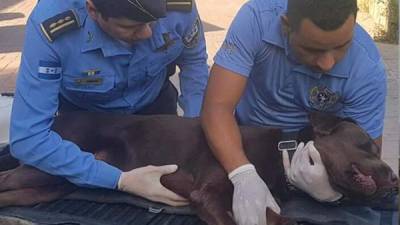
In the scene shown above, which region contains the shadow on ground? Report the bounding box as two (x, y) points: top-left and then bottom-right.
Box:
(202, 21), (224, 32)
(0, 25), (25, 53)
(0, 12), (24, 21)
(0, 0), (24, 11)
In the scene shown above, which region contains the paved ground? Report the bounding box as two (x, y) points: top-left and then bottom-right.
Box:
(0, 0), (398, 172)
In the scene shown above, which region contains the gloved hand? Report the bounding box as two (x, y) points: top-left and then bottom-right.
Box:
(118, 165), (189, 206)
(282, 141), (343, 202)
(229, 164), (281, 225)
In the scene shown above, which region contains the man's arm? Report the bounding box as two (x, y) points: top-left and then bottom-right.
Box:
(175, 2), (209, 117)
(342, 61), (386, 156)
(201, 64), (281, 225)
(10, 14), (121, 189)
(201, 4), (282, 224)
(201, 64), (248, 172)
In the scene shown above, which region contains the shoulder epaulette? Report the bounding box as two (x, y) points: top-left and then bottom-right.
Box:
(40, 10), (80, 42)
(166, 0), (193, 12)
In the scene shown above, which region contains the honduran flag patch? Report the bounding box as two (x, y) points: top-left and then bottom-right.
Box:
(38, 61), (62, 80)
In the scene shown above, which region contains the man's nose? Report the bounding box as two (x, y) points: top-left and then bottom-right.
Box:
(316, 52), (335, 72)
(135, 24), (153, 40)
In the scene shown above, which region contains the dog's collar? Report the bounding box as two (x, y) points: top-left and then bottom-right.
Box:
(278, 131), (300, 191)
(277, 131), (348, 205)
(278, 131), (299, 153)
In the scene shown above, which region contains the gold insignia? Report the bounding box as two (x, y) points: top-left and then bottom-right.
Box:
(83, 69), (100, 76)
(157, 33), (175, 51)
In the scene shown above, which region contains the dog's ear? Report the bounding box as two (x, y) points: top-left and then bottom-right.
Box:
(308, 111), (342, 137)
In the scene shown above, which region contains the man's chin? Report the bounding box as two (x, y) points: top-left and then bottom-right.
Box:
(309, 66), (326, 74)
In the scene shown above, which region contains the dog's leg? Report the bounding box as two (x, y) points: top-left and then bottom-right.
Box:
(266, 208), (298, 225)
(190, 169), (236, 225)
(190, 188), (236, 225)
(160, 168), (234, 225)
(0, 145), (19, 171)
(160, 169), (195, 200)
(0, 183), (77, 208)
(0, 165), (66, 192)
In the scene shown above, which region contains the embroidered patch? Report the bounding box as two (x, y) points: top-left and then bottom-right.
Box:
(38, 61), (62, 80)
(183, 17), (200, 48)
(309, 86), (340, 111)
(40, 10), (80, 42)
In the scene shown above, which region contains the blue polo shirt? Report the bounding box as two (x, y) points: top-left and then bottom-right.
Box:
(214, 0), (386, 139)
(10, 0), (208, 189)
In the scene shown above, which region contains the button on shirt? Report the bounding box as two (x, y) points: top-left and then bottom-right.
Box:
(10, 0), (208, 189)
(214, 0), (386, 139)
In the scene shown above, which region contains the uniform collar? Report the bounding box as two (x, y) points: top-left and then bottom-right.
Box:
(257, 0), (289, 55)
(80, 12), (133, 57)
(149, 20), (174, 51)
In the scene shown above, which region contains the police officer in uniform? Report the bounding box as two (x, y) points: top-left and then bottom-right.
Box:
(201, 0), (387, 224)
(10, 0), (208, 206)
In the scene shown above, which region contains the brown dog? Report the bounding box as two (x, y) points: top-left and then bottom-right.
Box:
(0, 112), (398, 225)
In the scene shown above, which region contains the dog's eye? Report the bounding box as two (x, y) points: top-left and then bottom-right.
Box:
(357, 141), (372, 151)
(357, 140), (380, 157)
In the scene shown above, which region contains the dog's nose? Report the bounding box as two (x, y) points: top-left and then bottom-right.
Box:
(389, 172), (398, 185)
(391, 186), (399, 195)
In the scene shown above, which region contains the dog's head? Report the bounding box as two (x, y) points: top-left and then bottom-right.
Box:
(308, 112), (398, 203)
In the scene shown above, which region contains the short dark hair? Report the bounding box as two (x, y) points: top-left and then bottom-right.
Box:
(91, 0), (149, 21)
(287, 0), (358, 31)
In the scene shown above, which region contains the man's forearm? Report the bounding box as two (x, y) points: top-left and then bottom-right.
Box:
(201, 106), (249, 173)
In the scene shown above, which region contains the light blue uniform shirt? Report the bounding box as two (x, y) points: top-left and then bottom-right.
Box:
(10, 0), (208, 189)
(214, 0), (386, 139)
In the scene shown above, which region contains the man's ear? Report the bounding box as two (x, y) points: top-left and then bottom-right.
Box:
(86, 0), (100, 21)
(309, 111), (342, 136)
(280, 15), (290, 36)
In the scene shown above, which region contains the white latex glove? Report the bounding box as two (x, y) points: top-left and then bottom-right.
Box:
(117, 165), (189, 206)
(229, 164), (281, 225)
(282, 141), (343, 202)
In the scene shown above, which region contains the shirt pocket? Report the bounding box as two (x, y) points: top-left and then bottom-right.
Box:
(62, 73), (120, 102)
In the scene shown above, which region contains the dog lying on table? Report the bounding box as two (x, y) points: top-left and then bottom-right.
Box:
(0, 111), (398, 225)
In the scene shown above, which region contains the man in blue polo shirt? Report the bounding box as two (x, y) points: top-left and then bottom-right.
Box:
(201, 0), (386, 224)
(10, 0), (208, 206)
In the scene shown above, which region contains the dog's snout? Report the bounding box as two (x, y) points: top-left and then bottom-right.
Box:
(389, 172), (398, 185)
(390, 185), (399, 195)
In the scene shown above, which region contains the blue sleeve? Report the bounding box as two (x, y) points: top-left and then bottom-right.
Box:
(10, 16), (122, 189)
(176, 2), (209, 118)
(342, 61), (387, 139)
(213, 4), (263, 77)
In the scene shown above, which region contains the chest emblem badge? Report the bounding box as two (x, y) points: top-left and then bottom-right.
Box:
(309, 86), (340, 111)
